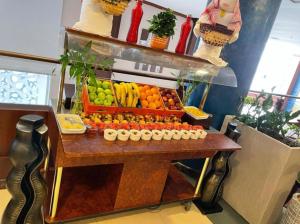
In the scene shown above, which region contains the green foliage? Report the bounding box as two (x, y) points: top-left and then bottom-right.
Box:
(148, 9), (177, 37)
(59, 41), (114, 86)
(237, 91), (300, 146)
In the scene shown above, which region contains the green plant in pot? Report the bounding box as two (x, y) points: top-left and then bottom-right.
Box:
(148, 9), (177, 50)
(60, 41), (114, 114)
(237, 91), (300, 147)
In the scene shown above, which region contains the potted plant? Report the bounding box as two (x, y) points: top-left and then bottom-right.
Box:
(220, 92), (300, 224)
(60, 41), (114, 114)
(148, 9), (177, 50)
(99, 0), (131, 16)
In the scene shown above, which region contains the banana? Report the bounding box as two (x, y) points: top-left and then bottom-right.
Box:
(114, 83), (121, 102)
(121, 82), (128, 95)
(120, 84), (126, 107)
(126, 83), (133, 107)
(131, 83), (140, 98)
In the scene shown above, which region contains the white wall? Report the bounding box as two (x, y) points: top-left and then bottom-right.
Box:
(118, 1), (189, 52)
(0, 0), (63, 58)
(149, 0), (206, 17)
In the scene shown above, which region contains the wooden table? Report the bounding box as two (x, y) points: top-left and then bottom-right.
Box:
(44, 131), (241, 223)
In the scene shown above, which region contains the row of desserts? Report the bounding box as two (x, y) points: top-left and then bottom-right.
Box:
(104, 128), (207, 142)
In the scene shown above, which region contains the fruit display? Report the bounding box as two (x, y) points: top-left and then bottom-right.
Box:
(159, 88), (183, 111)
(81, 112), (181, 126)
(113, 82), (140, 107)
(87, 79), (116, 106)
(80, 111), (207, 141)
(184, 106), (209, 119)
(139, 84), (163, 110)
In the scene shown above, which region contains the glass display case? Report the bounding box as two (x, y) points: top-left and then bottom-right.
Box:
(57, 28), (238, 112)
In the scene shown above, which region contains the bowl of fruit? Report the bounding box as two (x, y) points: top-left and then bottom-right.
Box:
(159, 88), (184, 117)
(83, 79), (118, 114)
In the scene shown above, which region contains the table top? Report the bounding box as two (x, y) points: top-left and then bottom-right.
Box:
(58, 133), (241, 167)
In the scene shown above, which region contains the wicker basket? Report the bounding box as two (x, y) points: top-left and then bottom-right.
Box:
(280, 193), (300, 224)
(200, 23), (234, 47)
(150, 35), (169, 50)
(99, 0), (129, 16)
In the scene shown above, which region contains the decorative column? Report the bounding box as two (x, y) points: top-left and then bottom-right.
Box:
(2, 115), (48, 224)
(190, 0), (283, 129)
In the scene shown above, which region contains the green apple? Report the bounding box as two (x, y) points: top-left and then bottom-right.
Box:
(102, 81), (111, 90)
(96, 80), (102, 87)
(97, 87), (104, 93)
(106, 94), (114, 102)
(103, 100), (112, 106)
(104, 89), (112, 95)
(94, 98), (104, 105)
(88, 86), (96, 93)
(98, 92), (106, 100)
(89, 93), (96, 101)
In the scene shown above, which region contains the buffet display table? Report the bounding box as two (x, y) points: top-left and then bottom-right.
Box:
(44, 130), (240, 223)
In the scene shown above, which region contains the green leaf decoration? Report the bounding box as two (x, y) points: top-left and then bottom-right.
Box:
(148, 9), (177, 37)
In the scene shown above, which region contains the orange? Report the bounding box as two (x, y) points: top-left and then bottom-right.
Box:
(149, 102), (156, 109)
(138, 86), (143, 92)
(155, 100), (162, 107)
(147, 95), (154, 102)
(143, 85), (150, 92)
(153, 94), (160, 101)
(140, 92), (147, 100)
(145, 89), (152, 96)
(150, 87), (158, 94)
(141, 100), (148, 108)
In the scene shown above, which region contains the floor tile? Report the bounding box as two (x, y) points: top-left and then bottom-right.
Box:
(158, 203), (212, 224)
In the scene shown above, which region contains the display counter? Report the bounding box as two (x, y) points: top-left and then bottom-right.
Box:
(44, 120), (240, 223)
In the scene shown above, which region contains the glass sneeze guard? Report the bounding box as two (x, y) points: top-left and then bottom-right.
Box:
(66, 28), (237, 88)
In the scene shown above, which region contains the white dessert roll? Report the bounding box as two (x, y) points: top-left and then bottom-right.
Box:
(104, 129), (117, 141)
(198, 129), (208, 139)
(141, 129), (152, 141)
(162, 129), (174, 140)
(152, 130), (163, 141)
(181, 130), (191, 140)
(117, 129), (130, 141)
(172, 130), (182, 140)
(190, 130), (199, 140)
(130, 130), (141, 141)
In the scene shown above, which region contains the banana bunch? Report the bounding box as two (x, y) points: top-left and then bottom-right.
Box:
(114, 82), (140, 107)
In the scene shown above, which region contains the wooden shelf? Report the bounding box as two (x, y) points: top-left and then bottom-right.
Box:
(162, 165), (197, 203)
(47, 164), (123, 223)
(45, 164), (197, 223)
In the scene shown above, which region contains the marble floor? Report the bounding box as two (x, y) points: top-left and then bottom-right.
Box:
(0, 189), (212, 224)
